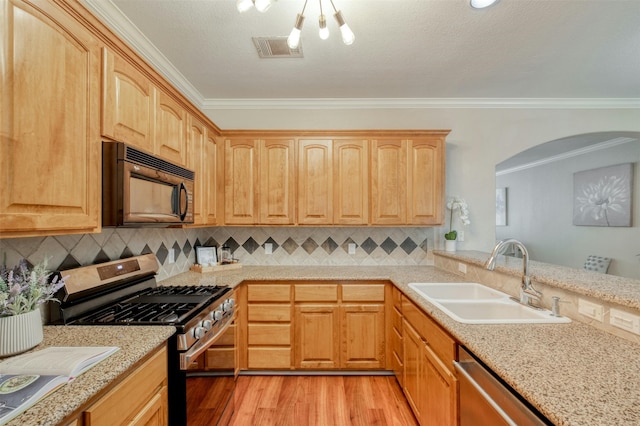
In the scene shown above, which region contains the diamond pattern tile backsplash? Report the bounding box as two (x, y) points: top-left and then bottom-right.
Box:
(0, 227), (434, 282)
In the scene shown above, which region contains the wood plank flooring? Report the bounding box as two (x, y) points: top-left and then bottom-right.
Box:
(188, 375), (418, 426)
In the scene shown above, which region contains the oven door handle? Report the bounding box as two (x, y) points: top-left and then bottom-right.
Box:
(180, 316), (232, 370)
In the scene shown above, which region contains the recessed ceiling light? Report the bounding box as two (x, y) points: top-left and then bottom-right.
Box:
(470, 0), (499, 9)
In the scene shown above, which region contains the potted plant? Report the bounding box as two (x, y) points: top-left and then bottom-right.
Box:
(0, 259), (66, 357)
(445, 196), (471, 252)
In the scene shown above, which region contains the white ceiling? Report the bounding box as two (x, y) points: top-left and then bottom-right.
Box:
(83, 0), (640, 108)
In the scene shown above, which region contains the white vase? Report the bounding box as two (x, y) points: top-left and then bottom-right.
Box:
(445, 240), (457, 252)
(0, 308), (44, 357)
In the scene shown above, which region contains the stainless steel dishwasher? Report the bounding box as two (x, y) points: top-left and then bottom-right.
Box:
(454, 346), (553, 426)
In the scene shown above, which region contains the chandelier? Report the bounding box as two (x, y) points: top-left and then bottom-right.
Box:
(236, 0), (355, 49)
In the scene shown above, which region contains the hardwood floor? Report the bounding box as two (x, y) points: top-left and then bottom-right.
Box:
(188, 375), (418, 426)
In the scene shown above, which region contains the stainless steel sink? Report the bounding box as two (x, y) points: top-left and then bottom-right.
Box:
(408, 282), (571, 324)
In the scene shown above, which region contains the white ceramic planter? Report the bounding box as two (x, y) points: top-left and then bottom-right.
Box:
(445, 240), (457, 252)
(0, 308), (44, 357)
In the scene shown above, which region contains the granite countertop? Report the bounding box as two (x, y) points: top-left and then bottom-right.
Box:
(4, 325), (175, 426)
(161, 264), (640, 426)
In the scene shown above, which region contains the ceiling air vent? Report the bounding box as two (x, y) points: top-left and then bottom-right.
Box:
(252, 37), (303, 58)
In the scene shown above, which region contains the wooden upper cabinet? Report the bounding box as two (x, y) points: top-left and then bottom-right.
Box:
(334, 140), (368, 225)
(260, 139), (296, 224)
(371, 137), (445, 225)
(1, 0), (101, 237)
(370, 139), (408, 224)
(298, 140), (333, 224)
(225, 138), (259, 224)
(408, 138), (445, 225)
(156, 90), (187, 166)
(205, 130), (223, 225)
(187, 115), (206, 225)
(102, 47), (155, 152)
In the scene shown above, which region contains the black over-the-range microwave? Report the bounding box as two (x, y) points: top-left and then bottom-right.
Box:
(102, 141), (195, 227)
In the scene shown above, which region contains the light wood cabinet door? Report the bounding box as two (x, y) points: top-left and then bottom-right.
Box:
(128, 386), (168, 426)
(403, 319), (423, 420)
(298, 140), (333, 224)
(225, 138), (259, 224)
(340, 304), (385, 369)
(370, 139), (408, 224)
(187, 115), (206, 225)
(1, 0), (101, 237)
(102, 47), (155, 152)
(260, 139), (296, 224)
(421, 344), (458, 426)
(205, 130), (223, 225)
(334, 140), (368, 224)
(408, 138), (445, 225)
(155, 90), (187, 166)
(294, 305), (340, 369)
(84, 346), (168, 426)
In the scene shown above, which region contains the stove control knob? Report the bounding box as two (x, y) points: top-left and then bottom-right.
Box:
(213, 310), (223, 320)
(194, 326), (206, 339)
(223, 299), (234, 312)
(202, 319), (213, 330)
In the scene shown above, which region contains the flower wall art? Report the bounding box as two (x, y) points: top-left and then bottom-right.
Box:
(573, 163), (633, 227)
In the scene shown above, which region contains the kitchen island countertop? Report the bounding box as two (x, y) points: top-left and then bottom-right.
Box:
(161, 264), (640, 426)
(4, 325), (175, 426)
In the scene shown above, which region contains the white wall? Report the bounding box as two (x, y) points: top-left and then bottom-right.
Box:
(496, 140), (640, 279)
(204, 107), (640, 254)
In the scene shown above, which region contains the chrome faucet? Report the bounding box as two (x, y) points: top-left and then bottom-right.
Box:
(484, 239), (542, 306)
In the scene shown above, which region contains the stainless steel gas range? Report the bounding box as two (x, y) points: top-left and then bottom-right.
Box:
(52, 254), (236, 426)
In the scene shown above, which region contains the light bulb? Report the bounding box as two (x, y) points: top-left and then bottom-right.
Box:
(333, 10), (355, 45)
(287, 14), (305, 49)
(470, 0), (499, 9)
(254, 0), (272, 12)
(318, 14), (329, 40)
(236, 0), (254, 13)
(339, 23), (354, 45)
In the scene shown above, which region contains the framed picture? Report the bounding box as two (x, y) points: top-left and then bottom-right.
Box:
(573, 163), (633, 227)
(496, 187), (508, 226)
(195, 246), (217, 266)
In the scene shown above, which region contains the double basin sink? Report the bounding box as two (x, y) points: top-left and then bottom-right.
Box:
(409, 282), (571, 324)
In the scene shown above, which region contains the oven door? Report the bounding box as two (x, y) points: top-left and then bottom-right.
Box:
(123, 160), (193, 225)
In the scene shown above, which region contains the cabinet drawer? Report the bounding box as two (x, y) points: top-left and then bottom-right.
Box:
(391, 286), (403, 311)
(84, 346), (167, 426)
(342, 284), (385, 302)
(248, 347), (291, 369)
(402, 295), (456, 371)
(248, 304), (291, 322)
(205, 347), (235, 369)
(210, 323), (235, 346)
(391, 324), (403, 359)
(294, 284), (338, 302)
(248, 323), (291, 345)
(248, 284), (290, 302)
(391, 306), (403, 334)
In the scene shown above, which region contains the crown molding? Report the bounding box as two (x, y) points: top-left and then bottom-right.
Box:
(202, 98), (640, 110)
(81, 1), (640, 112)
(81, 0), (204, 106)
(495, 137), (638, 176)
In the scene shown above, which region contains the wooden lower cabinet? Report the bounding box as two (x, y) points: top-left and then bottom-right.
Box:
(294, 305), (340, 369)
(82, 345), (168, 426)
(340, 304), (385, 369)
(241, 282), (386, 371)
(245, 284), (292, 369)
(402, 296), (458, 426)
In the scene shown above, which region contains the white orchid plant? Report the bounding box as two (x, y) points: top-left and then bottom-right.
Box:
(445, 196), (471, 241)
(0, 259), (66, 317)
